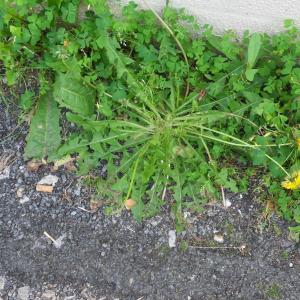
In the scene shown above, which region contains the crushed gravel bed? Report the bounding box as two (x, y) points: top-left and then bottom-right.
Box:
(0, 102), (300, 300)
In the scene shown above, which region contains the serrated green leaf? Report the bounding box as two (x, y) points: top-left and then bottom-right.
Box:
(24, 91), (61, 160)
(131, 188), (144, 222)
(111, 175), (129, 192)
(58, 135), (88, 156)
(53, 73), (95, 116)
(19, 90), (35, 111)
(61, 3), (77, 23)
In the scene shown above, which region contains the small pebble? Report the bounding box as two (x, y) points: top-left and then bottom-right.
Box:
(38, 175), (59, 186)
(224, 199), (232, 208)
(16, 187), (24, 198)
(168, 230), (176, 248)
(0, 276), (5, 290)
(213, 234), (224, 243)
(19, 196), (30, 204)
(17, 286), (30, 300)
(0, 167), (10, 180)
(41, 290), (56, 300)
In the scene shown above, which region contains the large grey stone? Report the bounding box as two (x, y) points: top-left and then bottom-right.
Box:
(17, 286), (30, 300)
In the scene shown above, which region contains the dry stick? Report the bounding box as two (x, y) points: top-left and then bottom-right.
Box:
(200, 137), (227, 209)
(77, 206), (92, 213)
(221, 185), (226, 209)
(190, 244), (247, 253)
(162, 163), (171, 200)
(43, 231), (58, 246)
(162, 180), (168, 200)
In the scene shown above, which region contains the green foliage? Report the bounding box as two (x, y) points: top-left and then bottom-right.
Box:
(24, 91), (61, 160)
(1, 0), (300, 228)
(53, 73), (95, 116)
(19, 90), (35, 111)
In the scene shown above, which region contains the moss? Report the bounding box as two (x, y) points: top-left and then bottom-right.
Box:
(266, 283), (281, 299)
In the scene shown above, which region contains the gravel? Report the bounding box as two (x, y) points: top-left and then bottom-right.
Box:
(1, 98), (300, 299)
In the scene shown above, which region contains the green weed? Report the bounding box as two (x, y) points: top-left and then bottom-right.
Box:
(1, 1), (300, 229)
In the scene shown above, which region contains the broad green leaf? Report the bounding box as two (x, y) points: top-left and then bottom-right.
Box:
(206, 35), (237, 61)
(251, 149), (266, 165)
(242, 91), (263, 103)
(245, 68), (258, 81)
(207, 78), (225, 97)
(47, 0), (62, 8)
(24, 91), (61, 160)
(247, 33), (261, 69)
(53, 73), (95, 116)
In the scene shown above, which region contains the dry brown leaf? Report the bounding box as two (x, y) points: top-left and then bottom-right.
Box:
(36, 184), (53, 193)
(64, 161), (77, 172)
(263, 200), (275, 219)
(90, 199), (104, 212)
(52, 156), (77, 172)
(27, 159), (44, 172)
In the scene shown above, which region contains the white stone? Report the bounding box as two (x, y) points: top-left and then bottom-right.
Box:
(213, 234), (224, 243)
(17, 286), (30, 300)
(53, 233), (66, 249)
(16, 187), (24, 198)
(224, 199), (232, 208)
(41, 290), (56, 300)
(19, 196), (30, 204)
(38, 175), (59, 186)
(0, 167), (10, 180)
(0, 276), (5, 290)
(168, 230), (176, 248)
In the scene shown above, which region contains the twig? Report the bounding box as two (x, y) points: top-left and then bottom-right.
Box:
(221, 186), (226, 208)
(77, 206), (92, 213)
(190, 244), (247, 253)
(43, 231), (58, 245)
(162, 163), (170, 200)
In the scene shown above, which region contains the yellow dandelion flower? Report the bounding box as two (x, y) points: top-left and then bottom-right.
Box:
(297, 138), (300, 150)
(281, 171), (300, 190)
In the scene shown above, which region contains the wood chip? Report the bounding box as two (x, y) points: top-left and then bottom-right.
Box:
(36, 184), (53, 193)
